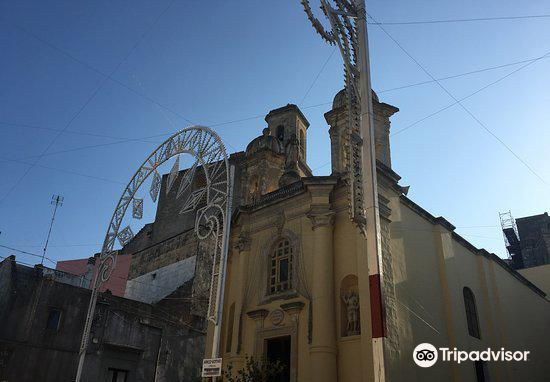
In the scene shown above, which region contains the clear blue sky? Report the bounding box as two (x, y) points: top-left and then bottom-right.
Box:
(1, 0), (549, 265)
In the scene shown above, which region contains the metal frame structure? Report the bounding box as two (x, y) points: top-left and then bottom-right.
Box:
(499, 210), (519, 259)
(75, 126), (233, 382)
(300, 1), (388, 380)
(301, 0), (367, 231)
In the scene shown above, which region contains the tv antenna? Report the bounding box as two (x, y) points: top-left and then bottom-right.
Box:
(42, 194), (63, 265)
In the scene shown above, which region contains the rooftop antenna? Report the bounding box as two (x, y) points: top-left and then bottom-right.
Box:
(42, 194), (63, 265)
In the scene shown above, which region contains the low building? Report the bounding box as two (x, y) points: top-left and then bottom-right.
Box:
(0, 256), (204, 382)
(56, 252), (132, 297)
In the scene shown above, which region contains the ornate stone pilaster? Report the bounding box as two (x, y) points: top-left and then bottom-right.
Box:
(234, 232), (251, 354)
(307, 207), (337, 382)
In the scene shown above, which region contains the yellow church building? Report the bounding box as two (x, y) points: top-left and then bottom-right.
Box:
(205, 90), (550, 382)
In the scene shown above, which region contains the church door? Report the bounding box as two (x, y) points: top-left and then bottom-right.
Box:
(266, 336), (291, 382)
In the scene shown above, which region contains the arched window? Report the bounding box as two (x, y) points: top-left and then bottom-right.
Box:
(269, 239), (293, 294)
(276, 125), (285, 142)
(463, 287), (481, 339)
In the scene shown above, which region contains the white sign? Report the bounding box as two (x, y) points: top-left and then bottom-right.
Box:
(202, 358), (222, 377)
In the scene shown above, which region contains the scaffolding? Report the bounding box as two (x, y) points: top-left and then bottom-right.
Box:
(499, 211), (521, 264)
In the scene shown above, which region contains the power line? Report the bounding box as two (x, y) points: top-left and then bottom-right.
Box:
(3, 20), (246, 153)
(2, 52), (547, 166)
(0, 244), (56, 265)
(456, 225), (499, 229)
(6, 243), (102, 248)
(391, 50), (550, 137)
(0, 0), (179, 206)
(3, 13), (549, 190)
(367, 12), (549, 187)
(378, 55), (550, 94)
(1, 136), (162, 164)
(6, 21), (194, 126)
(0, 121), (161, 142)
(0, 156), (125, 185)
(0, 255), (36, 268)
(311, 161), (331, 172)
(368, 14), (550, 26)
(300, 46), (337, 105)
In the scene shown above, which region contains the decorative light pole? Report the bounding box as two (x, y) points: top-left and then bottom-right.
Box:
(75, 126), (233, 382)
(300, 1), (387, 380)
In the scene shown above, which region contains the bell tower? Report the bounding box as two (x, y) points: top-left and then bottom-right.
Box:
(324, 89), (398, 175)
(265, 104), (312, 185)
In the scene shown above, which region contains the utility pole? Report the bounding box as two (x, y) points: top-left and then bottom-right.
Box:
(42, 194), (63, 265)
(301, 1), (388, 380)
(353, 2), (388, 381)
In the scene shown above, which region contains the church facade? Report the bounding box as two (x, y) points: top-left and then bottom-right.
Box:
(204, 91), (550, 382)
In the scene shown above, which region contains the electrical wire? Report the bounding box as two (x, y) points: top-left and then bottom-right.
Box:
(368, 14), (550, 26)
(391, 50), (550, 137)
(0, 254), (36, 268)
(378, 55), (550, 94)
(6, 21), (193, 126)
(367, 12), (549, 187)
(2, 136), (161, 163)
(0, 0), (179, 205)
(0, 244), (56, 265)
(300, 46), (337, 105)
(0, 155), (125, 185)
(2, 52), (547, 167)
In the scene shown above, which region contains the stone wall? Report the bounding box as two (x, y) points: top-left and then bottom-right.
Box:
(0, 257), (204, 382)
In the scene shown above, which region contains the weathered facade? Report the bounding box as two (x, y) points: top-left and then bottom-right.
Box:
(0, 256), (203, 382)
(7, 90), (549, 382)
(203, 91), (550, 382)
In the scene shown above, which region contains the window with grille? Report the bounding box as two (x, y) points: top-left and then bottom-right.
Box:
(270, 239), (293, 294)
(463, 287), (481, 339)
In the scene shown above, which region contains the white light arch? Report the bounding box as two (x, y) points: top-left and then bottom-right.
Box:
(75, 126), (233, 381)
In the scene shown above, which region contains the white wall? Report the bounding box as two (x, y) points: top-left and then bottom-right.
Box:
(125, 255), (196, 303)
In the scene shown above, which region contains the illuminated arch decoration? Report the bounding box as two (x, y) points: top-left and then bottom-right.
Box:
(301, 0), (367, 230)
(76, 126), (233, 381)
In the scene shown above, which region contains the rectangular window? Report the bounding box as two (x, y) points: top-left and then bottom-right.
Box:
(269, 239), (293, 295)
(46, 308), (62, 331)
(107, 368), (128, 382)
